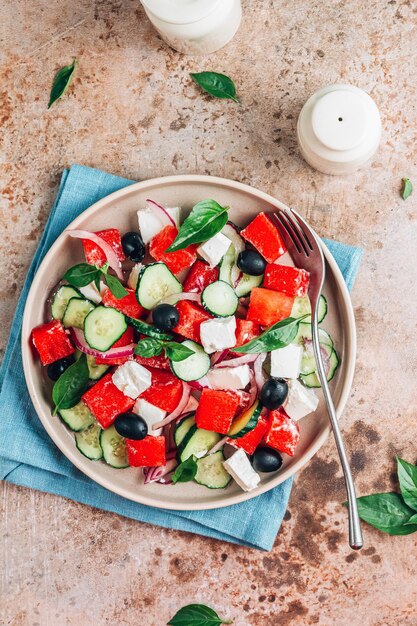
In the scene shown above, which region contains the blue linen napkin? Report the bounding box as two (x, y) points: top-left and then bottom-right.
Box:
(0, 165), (363, 551)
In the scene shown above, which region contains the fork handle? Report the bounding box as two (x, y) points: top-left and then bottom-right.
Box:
(311, 313), (363, 550)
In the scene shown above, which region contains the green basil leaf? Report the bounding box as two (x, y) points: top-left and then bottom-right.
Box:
(172, 456), (198, 485)
(165, 342), (195, 362)
(353, 493), (417, 535)
(104, 273), (128, 299)
(94, 271), (102, 293)
(190, 72), (239, 103)
(48, 58), (77, 109)
(52, 354), (89, 415)
(168, 604), (232, 625)
(401, 177), (412, 200)
(397, 457), (417, 511)
(166, 199), (229, 252)
(134, 338), (163, 358)
(64, 263), (100, 288)
(232, 315), (308, 354)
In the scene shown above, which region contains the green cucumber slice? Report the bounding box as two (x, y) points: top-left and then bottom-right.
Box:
(86, 355), (109, 380)
(84, 306), (127, 351)
(295, 323), (334, 348)
(126, 316), (172, 341)
(169, 340), (210, 382)
(75, 422), (103, 460)
(194, 450), (231, 489)
(201, 280), (238, 317)
(300, 348), (340, 387)
(179, 428), (221, 462)
(59, 400), (95, 432)
(62, 297), (95, 329)
(174, 415), (196, 447)
(228, 400), (262, 439)
(51, 285), (81, 320)
(136, 262), (182, 310)
(100, 426), (129, 468)
(291, 294), (327, 323)
(234, 273), (263, 297)
(218, 242), (235, 285)
(300, 341), (333, 376)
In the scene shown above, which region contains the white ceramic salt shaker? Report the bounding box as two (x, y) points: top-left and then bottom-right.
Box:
(297, 84), (382, 175)
(140, 0), (242, 56)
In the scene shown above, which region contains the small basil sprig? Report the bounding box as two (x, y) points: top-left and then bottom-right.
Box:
(64, 262), (127, 299)
(166, 199), (229, 252)
(134, 338), (195, 362)
(52, 354), (89, 415)
(48, 58), (77, 109)
(190, 72), (239, 103)
(168, 603), (233, 625)
(401, 177), (412, 200)
(172, 456), (198, 484)
(232, 315), (308, 354)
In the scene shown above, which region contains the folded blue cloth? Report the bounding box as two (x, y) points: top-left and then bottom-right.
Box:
(0, 165), (363, 550)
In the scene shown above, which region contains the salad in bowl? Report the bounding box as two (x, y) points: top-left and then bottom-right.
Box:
(29, 198), (338, 493)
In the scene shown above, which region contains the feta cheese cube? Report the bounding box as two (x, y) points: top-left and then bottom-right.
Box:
(127, 263), (144, 290)
(133, 397), (165, 436)
(137, 206), (181, 244)
(284, 379), (319, 421)
(112, 362), (152, 399)
(200, 316), (237, 354)
(79, 281), (106, 304)
(270, 343), (303, 379)
(197, 232), (232, 267)
(223, 448), (260, 492)
(207, 364), (251, 390)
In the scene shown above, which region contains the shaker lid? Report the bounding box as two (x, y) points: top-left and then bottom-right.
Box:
(141, 0), (222, 25)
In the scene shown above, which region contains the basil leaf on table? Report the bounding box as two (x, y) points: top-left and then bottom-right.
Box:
(353, 492), (417, 536)
(64, 263), (100, 288)
(172, 456), (198, 484)
(134, 338), (164, 358)
(48, 58), (77, 109)
(164, 342), (195, 362)
(104, 273), (128, 299)
(401, 177), (412, 200)
(190, 72), (239, 103)
(168, 603), (232, 625)
(166, 199), (229, 252)
(52, 354), (89, 415)
(232, 315), (308, 354)
(397, 457), (417, 511)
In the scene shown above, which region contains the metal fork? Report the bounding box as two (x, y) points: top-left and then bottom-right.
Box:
(271, 208), (363, 550)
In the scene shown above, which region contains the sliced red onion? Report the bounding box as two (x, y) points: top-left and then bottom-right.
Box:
(67, 230), (124, 280)
(71, 328), (135, 360)
(247, 370), (258, 406)
(208, 436), (228, 454)
(146, 199), (175, 227)
(162, 292), (201, 306)
(232, 266), (243, 289)
(152, 382), (191, 430)
(254, 352), (267, 392)
(144, 458), (178, 484)
(210, 349), (229, 366)
(187, 375), (211, 391)
(214, 354), (258, 368)
(236, 302), (249, 318)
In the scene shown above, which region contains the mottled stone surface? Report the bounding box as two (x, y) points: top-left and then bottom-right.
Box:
(1, 1), (417, 624)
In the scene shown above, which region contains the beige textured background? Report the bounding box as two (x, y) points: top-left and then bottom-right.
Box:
(1, 1), (417, 625)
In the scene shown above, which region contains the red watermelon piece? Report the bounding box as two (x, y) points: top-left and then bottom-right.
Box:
(149, 225), (197, 275)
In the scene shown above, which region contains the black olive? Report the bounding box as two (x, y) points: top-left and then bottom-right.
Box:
(237, 250), (267, 276)
(47, 355), (75, 381)
(121, 231), (145, 262)
(152, 303), (179, 331)
(260, 377), (288, 410)
(114, 412), (148, 440)
(252, 447), (283, 473)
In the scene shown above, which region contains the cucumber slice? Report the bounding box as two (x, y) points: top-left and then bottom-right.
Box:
(51, 285), (81, 320)
(218, 223), (245, 285)
(75, 422), (103, 460)
(234, 273), (263, 297)
(179, 427), (221, 462)
(170, 340), (210, 382)
(100, 426), (129, 468)
(136, 262), (182, 310)
(221, 223), (245, 254)
(86, 355), (109, 380)
(84, 306), (127, 352)
(218, 243), (235, 285)
(174, 415), (196, 447)
(126, 316), (172, 341)
(300, 341), (333, 376)
(62, 297), (95, 329)
(295, 323), (334, 348)
(228, 400), (262, 439)
(195, 450), (231, 489)
(291, 295), (327, 323)
(59, 400), (95, 432)
(300, 348), (340, 388)
(201, 281), (238, 317)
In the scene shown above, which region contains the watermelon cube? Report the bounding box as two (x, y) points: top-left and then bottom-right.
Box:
(229, 414), (269, 455)
(102, 287), (146, 319)
(241, 212), (286, 263)
(235, 319), (260, 347)
(31, 320), (75, 366)
(82, 373), (135, 428)
(263, 263), (310, 297)
(94, 327), (134, 365)
(139, 367), (183, 413)
(82, 228), (125, 267)
(183, 260), (219, 293)
(195, 389), (240, 434)
(247, 287), (294, 327)
(149, 225), (198, 275)
(263, 409), (300, 456)
(173, 300), (212, 343)
(126, 436), (166, 467)
(135, 353), (171, 370)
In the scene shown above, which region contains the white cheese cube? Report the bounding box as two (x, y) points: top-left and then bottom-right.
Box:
(207, 364), (251, 390)
(197, 232), (232, 267)
(127, 263), (144, 290)
(199, 316), (237, 354)
(78, 281), (106, 304)
(270, 343), (303, 379)
(223, 449), (260, 492)
(284, 379), (319, 421)
(133, 397), (165, 436)
(112, 362), (152, 399)
(137, 206), (181, 244)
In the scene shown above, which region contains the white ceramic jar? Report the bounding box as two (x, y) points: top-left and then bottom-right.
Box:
(140, 0), (242, 56)
(297, 84), (382, 175)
